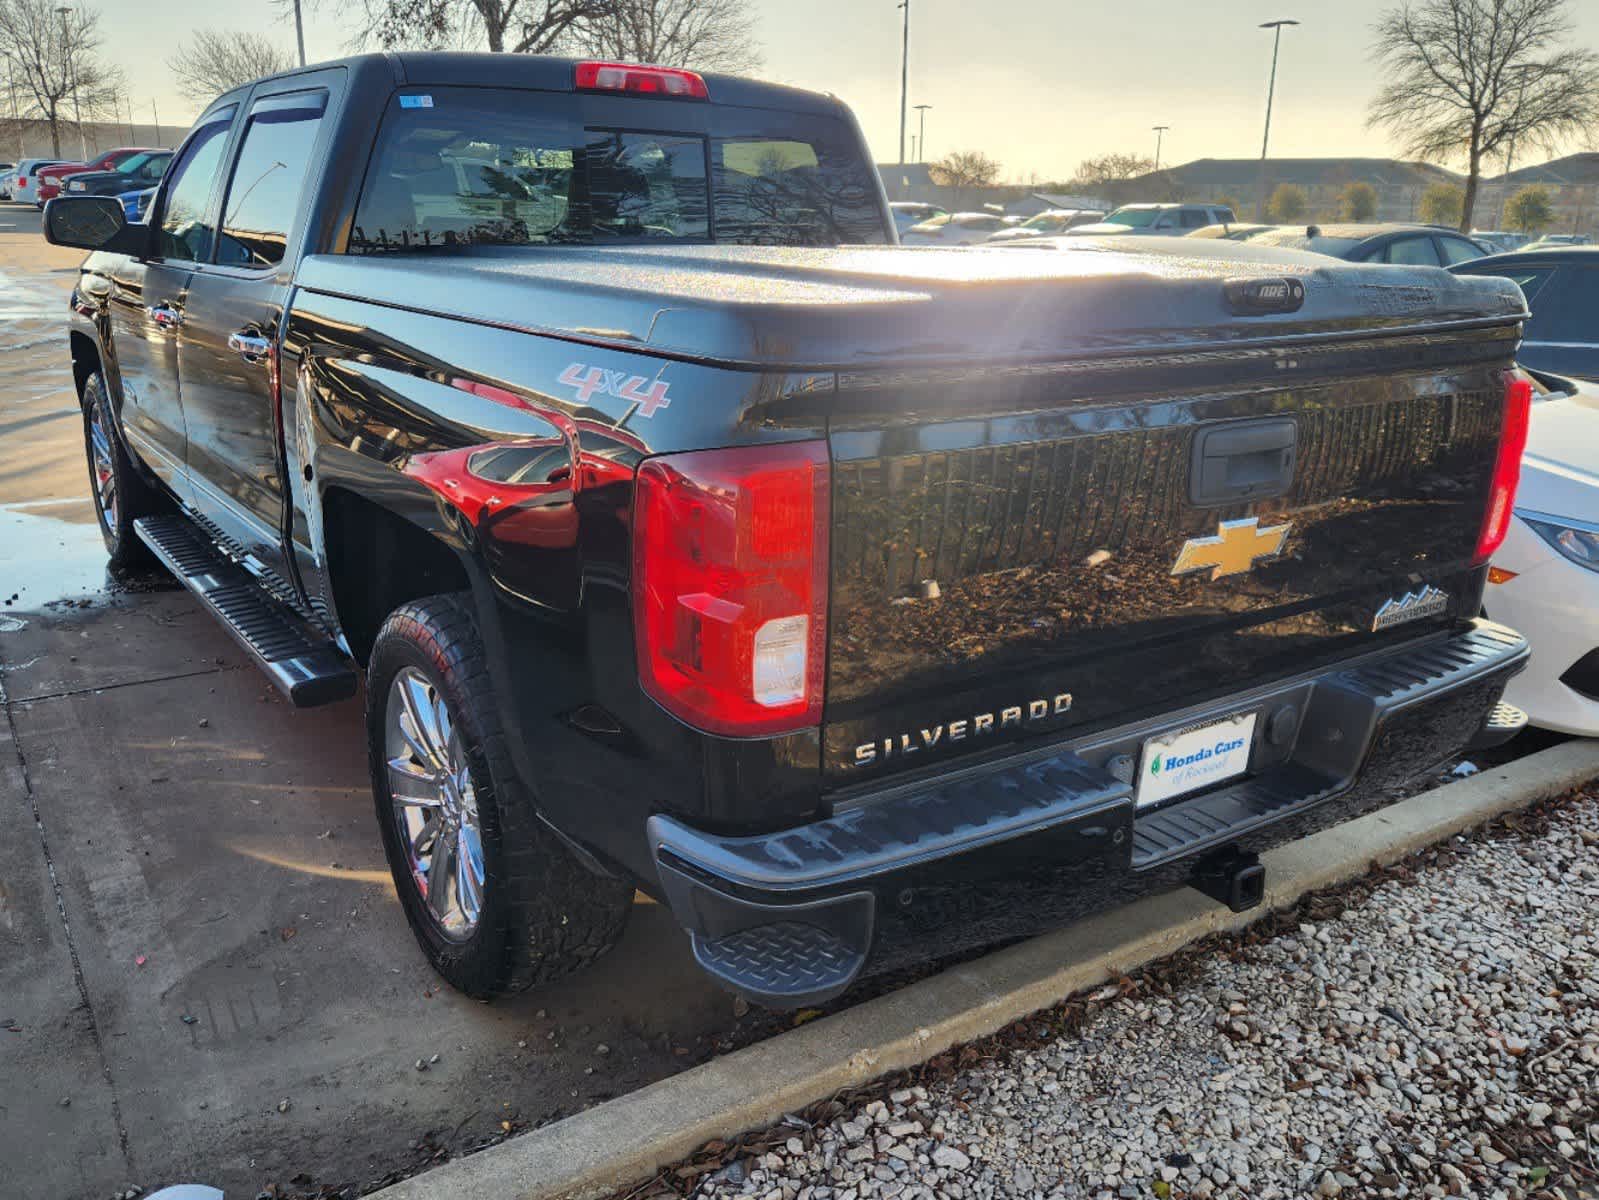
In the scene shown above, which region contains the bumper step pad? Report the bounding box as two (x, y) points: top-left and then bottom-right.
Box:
(692, 923), (866, 1009)
(134, 515), (356, 708)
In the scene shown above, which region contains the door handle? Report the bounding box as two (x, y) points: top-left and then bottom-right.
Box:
(227, 330), (273, 363)
(145, 303), (182, 330)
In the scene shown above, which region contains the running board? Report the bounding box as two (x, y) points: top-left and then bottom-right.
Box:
(134, 515), (357, 708)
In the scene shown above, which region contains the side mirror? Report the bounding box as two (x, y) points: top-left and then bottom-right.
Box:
(43, 195), (147, 255)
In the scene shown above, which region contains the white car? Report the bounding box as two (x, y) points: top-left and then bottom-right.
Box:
(900, 211), (1010, 245)
(987, 209), (1106, 242)
(890, 201), (947, 236)
(8, 158), (72, 206)
(1485, 370), (1599, 734)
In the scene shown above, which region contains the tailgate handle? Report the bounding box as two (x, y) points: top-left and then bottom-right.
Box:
(1190, 418), (1297, 506)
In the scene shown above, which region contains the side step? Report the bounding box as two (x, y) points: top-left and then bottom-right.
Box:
(134, 515), (357, 708)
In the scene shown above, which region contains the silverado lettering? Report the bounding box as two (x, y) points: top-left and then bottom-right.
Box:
(853, 693), (1075, 765)
(47, 51), (1532, 1010)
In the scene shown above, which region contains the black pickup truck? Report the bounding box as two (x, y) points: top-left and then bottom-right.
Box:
(46, 52), (1534, 1009)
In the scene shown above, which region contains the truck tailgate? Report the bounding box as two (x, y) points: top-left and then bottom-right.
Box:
(825, 340), (1517, 783)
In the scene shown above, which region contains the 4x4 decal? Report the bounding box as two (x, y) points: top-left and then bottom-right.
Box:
(558, 362), (671, 417)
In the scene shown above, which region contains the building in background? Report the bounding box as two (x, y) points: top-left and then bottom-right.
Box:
(1480, 154), (1599, 237)
(1125, 158), (1466, 223)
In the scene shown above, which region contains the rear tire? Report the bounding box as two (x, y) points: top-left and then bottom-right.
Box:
(367, 594), (633, 997)
(82, 371), (161, 569)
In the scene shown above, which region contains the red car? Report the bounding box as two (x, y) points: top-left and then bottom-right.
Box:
(35, 148), (160, 204)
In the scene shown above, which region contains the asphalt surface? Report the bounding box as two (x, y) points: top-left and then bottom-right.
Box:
(0, 205), (744, 1200)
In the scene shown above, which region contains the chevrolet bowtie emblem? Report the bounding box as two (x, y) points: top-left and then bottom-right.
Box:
(1171, 517), (1293, 580)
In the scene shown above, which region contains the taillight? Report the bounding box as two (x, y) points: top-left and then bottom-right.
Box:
(574, 61), (709, 99)
(632, 441), (829, 737)
(1474, 373), (1532, 564)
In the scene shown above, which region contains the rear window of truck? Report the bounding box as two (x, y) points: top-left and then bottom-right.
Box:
(348, 87), (886, 253)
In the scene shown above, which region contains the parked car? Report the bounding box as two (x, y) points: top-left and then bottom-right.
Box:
(1186, 222), (1275, 241)
(1524, 233), (1590, 250)
(1471, 230), (1528, 254)
(900, 211), (1011, 244)
(1063, 202), (1238, 237)
(986, 209), (1106, 242)
(889, 201), (946, 235)
(1483, 369), (1599, 735)
(117, 186), (157, 223)
(1250, 222), (1490, 266)
(36, 147), (160, 204)
(47, 53), (1532, 1009)
(62, 150), (173, 198)
(1450, 247), (1598, 381)
(9, 157), (72, 206)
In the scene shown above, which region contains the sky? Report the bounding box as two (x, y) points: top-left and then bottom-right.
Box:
(99, 0), (1599, 181)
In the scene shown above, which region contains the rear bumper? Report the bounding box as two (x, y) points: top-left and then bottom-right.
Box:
(649, 620), (1529, 1008)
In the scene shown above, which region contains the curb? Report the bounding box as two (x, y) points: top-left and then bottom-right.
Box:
(369, 739), (1599, 1200)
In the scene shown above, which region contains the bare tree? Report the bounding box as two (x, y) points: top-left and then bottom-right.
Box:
(1067, 152), (1156, 206)
(566, 0), (759, 72)
(345, 0), (616, 52)
(1367, 0), (1599, 231)
(168, 30), (294, 104)
(0, 0), (123, 156)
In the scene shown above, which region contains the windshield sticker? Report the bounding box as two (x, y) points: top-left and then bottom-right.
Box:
(558, 363), (671, 417)
(398, 95), (434, 109)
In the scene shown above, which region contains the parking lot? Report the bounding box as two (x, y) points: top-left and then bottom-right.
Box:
(0, 205), (749, 1199)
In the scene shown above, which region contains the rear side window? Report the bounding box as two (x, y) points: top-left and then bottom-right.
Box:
(158, 106), (237, 263)
(350, 87), (886, 254)
(1384, 236), (1441, 266)
(1179, 208), (1209, 228)
(217, 90), (328, 268)
(1437, 236), (1483, 265)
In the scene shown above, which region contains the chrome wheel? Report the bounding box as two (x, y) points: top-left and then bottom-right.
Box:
(88, 403), (118, 530)
(384, 666), (485, 940)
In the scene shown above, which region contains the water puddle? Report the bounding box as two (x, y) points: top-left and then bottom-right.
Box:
(0, 500), (125, 609)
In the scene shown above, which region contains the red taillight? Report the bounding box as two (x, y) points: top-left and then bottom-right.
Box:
(17, 177), (26, 186)
(1474, 373), (1532, 564)
(574, 61), (709, 99)
(632, 441), (829, 737)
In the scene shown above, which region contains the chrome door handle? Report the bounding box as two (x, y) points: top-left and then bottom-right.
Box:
(227, 331), (273, 362)
(145, 303), (182, 329)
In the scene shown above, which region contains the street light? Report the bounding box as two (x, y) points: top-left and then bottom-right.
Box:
(896, 0), (910, 166)
(1255, 18), (1299, 221)
(56, 5), (86, 160)
(1152, 125), (1170, 171)
(914, 104), (932, 163)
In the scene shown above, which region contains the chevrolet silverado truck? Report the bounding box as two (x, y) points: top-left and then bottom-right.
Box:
(45, 52), (1534, 1008)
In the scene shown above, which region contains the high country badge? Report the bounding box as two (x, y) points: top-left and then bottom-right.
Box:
(1372, 585), (1450, 631)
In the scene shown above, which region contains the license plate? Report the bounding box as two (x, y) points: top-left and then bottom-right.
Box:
(1136, 712), (1258, 808)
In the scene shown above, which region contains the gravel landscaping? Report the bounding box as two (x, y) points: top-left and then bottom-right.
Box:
(657, 788), (1599, 1200)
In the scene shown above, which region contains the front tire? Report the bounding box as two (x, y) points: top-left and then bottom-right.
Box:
(82, 371), (160, 569)
(367, 594), (633, 997)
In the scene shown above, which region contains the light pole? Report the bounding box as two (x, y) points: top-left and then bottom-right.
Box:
(4, 53), (22, 159)
(292, 0), (307, 67)
(914, 103), (932, 163)
(56, 5), (86, 159)
(1152, 125), (1170, 171)
(896, 0), (910, 166)
(1255, 18), (1298, 220)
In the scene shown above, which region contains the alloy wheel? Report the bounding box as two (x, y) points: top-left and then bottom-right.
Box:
(384, 666), (486, 940)
(88, 402), (118, 531)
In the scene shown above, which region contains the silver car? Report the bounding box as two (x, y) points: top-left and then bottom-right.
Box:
(1065, 202), (1238, 237)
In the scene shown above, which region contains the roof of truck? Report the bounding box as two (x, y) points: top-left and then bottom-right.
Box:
(235, 51), (844, 117)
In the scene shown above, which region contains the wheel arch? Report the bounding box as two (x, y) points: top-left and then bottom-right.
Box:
(320, 485), (474, 666)
(68, 329), (102, 406)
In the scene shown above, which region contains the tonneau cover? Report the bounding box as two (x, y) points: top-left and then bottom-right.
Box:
(293, 240), (1527, 372)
